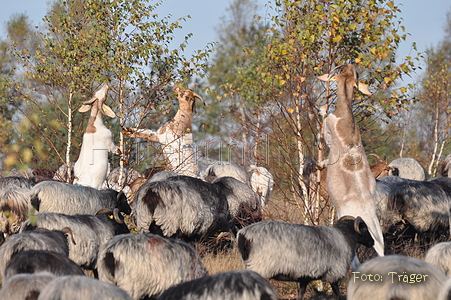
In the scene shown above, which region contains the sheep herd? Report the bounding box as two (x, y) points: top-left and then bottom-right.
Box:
(1, 156), (451, 299)
(3, 76), (451, 300)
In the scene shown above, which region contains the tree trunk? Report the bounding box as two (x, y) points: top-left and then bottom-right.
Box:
(65, 92), (73, 183)
(428, 103), (440, 176)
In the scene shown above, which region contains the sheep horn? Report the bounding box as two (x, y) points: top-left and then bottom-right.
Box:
(354, 216), (364, 235)
(95, 208), (112, 215)
(113, 208), (124, 224)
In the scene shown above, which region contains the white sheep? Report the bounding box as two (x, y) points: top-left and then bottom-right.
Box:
(318, 64), (385, 260)
(248, 165), (274, 207)
(74, 84), (119, 189)
(123, 85), (204, 177)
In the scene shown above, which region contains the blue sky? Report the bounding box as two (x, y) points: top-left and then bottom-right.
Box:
(1, 0), (450, 84)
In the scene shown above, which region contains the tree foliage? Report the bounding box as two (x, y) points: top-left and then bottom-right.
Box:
(210, 0), (420, 224)
(3, 0), (212, 173)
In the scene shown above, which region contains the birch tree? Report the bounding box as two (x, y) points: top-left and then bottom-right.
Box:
(214, 0), (419, 224)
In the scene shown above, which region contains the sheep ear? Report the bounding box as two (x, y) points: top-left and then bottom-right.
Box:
(102, 104), (116, 118)
(357, 82), (372, 96)
(60, 227), (76, 245)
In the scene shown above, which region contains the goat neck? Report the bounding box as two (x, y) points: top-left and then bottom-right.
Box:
(161, 88), (203, 136)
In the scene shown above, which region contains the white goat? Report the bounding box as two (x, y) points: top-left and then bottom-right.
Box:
(319, 64), (385, 260)
(248, 165), (274, 207)
(74, 84), (119, 189)
(123, 86), (204, 177)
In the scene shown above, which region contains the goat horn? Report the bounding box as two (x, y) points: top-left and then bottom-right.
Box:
(192, 92), (205, 104)
(368, 153), (383, 162)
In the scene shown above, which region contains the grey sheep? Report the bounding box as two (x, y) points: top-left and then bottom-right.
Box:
(236, 216), (374, 300)
(211, 176), (261, 231)
(156, 270), (277, 300)
(30, 181), (131, 215)
(0, 176), (35, 189)
(0, 188), (31, 239)
(0, 272), (56, 300)
(4, 250), (84, 281)
(20, 209), (129, 271)
(347, 255), (447, 300)
(439, 277), (451, 300)
(37, 275), (133, 300)
(148, 170), (178, 182)
(97, 233), (208, 300)
(134, 175), (230, 241)
(425, 241), (451, 276)
(205, 162), (249, 184)
(388, 157), (429, 180)
(388, 179), (451, 242)
(0, 228), (73, 280)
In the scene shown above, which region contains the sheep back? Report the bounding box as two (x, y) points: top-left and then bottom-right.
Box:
(211, 176), (261, 229)
(425, 241), (451, 277)
(0, 229), (70, 279)
(97, 233), (207, 300)
(20, 211), (128, 269)
(0, 272), (56, 300)
(134, 175), (230, 240)
(237, 216), (373, 285)
(3, 250), (84, 281)
(347, 255), (447, 300)
(156, 270), (277, 300)
(388, 157), (429, 180)
(30, 181), (131, 215)
(0, 177), (35, 189)
(388, 180), (450, 234)
(37, 275), (133, 300)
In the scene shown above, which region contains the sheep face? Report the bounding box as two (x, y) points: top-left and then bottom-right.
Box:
(115, 191), (131, 215)
(338, 216), (374, 248)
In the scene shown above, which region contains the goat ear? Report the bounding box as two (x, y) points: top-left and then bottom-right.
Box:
(357, 82), (372, 96)
(79, 103), (92, 113)
(318, 74), (336, 82)
(102, 104), (116, 118)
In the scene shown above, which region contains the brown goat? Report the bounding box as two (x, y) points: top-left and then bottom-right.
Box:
(123, 86), (203, 177)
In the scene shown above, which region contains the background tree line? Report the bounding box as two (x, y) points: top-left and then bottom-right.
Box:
(1, 0), (450, 224)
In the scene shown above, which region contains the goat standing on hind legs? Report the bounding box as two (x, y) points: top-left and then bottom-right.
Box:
(123, 85), (204, 177)
(74, 84), (119, 189)
(319, 64), (385, 264)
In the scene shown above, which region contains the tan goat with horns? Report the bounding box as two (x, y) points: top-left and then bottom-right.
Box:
(319, 64), (385, 262)
(123, 85), (204, 177)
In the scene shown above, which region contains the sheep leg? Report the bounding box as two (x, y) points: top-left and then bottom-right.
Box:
(330, 281), (340, 298)
(297, 281), (308, 300)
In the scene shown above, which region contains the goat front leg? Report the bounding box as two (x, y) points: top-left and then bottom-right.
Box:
(122, 127), (159, 142)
